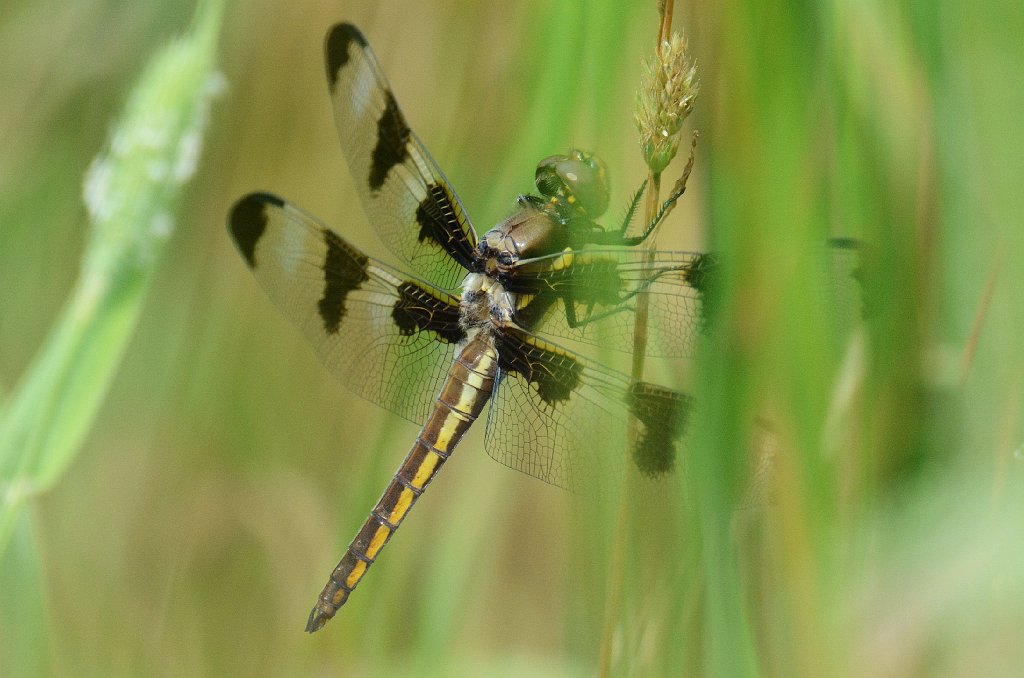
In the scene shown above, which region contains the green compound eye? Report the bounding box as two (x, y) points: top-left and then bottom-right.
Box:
(534, 149), (610, 218)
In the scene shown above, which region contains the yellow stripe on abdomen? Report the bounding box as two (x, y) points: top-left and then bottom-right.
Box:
(364, 524), (391, 559)
(344, 559), (367, 589)
(410, 450), (442, 489)
(432, 409), (466, 452)
(388, 487), (417, 525)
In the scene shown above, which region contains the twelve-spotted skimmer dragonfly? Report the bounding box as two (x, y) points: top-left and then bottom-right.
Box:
(228, 23), (710, 633)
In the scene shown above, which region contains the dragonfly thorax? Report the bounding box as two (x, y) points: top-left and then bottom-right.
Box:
(476, 199), (567, 276)
(461, 273), (515, 330)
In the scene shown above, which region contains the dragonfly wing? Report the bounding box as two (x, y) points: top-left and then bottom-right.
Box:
(323, 23), (478, 291)
(228, 192), (465, 424)
(506, 249), (716, 359)
(484, 327), (692, 497)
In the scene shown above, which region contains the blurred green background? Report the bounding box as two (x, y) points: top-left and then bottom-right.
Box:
(1, 0), (1022, 676)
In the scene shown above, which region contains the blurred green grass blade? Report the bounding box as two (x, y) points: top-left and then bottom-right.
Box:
(0, 0), (225, 551)
(0, 511), (47, 676)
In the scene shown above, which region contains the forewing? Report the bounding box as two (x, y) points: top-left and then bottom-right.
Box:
(323, 23), (477, 290)
(228, 192), (466, 424)
(484, 328), (692, 497)
(505, 249), (716, 359)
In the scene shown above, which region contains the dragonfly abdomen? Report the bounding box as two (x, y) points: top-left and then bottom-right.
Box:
(306, 334), (498, 632)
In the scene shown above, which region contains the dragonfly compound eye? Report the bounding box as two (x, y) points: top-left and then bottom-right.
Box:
(534, 150), (610, 218)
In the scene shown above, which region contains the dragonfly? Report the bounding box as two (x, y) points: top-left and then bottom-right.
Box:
(228, 23), (712, 633)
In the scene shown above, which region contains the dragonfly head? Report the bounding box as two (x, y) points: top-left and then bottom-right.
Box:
(535, 149), (610, 220)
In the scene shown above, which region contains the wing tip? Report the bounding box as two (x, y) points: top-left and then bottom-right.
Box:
(228, 192), (283, 268)
(324, 22), (367, 89)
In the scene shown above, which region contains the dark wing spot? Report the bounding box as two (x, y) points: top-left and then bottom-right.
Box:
(228, 192), (284, 268)
(504, 252), (620, 299)
(503, 253), (624, 332)
(368, 91), (410, 192)
(574, 257), (624, 306)
(392, 281), (467, 344)
(626, 383), (691, 476)
(414, 185), (446, 248)
(324, 23), (367, 90)
(829, 237), (873, 320)
(552, 256), (623, 324)
(318, 230), (370, 334)
(682, 252), (718, 330)
(509, 292), (558, 333)
(495, 331), (582, 406)
(414, 183), (477, 270)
